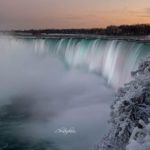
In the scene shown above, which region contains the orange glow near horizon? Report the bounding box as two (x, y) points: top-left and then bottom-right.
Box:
(0, 0), (149, 30)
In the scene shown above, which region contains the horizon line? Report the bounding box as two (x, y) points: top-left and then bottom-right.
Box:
(1, 23), (150, 32)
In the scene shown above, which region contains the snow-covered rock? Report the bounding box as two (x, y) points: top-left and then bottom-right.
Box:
(95, 57), (150, 150)
(126, 119), (150, 150)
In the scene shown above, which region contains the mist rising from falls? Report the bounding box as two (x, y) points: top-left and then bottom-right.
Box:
(0, 35), (150, 150)
(32, 37), (150, 88)
(0, 35), (115, 150)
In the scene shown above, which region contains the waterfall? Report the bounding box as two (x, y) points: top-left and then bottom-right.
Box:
(37, 38), (150, 88)
(0, 35), (150, 150)
(1, 35), (150, 88)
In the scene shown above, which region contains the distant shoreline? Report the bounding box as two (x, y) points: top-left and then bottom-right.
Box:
(0, 24), (150, 43)
(0, 32), (150, 43)
(1, 24), (150, 37)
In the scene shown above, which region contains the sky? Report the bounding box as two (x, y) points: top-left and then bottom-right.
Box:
(0, 0), (149, 30)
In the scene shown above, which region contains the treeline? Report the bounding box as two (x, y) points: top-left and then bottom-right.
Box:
(105, 24), (150, 35)
(8, 24), (150, 36)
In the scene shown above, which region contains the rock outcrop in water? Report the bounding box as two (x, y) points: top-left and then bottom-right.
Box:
(95, 57), (150, 150)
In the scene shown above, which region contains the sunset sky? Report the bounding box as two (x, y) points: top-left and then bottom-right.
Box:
(0, 0), (150, 30)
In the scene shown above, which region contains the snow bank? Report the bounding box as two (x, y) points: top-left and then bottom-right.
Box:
(95, 56), (150, 150)
(127, 119), (150, 150)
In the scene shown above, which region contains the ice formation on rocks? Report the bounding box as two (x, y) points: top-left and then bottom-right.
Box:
(95, 57), (150, 150)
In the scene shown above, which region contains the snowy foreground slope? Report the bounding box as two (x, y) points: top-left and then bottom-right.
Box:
(95, 57), (150, 150)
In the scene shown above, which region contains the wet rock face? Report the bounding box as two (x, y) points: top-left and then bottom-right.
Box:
(96, 57), (150, 150)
